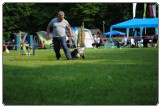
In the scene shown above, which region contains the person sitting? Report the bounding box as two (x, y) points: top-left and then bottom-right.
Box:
(92, 34), (100, 49)
(152, 35), (158, 48)
(143, 36), (148, 48)
(121, 35), (127, 47)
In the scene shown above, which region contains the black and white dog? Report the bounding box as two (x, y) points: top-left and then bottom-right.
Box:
(71, 48), (85, 59)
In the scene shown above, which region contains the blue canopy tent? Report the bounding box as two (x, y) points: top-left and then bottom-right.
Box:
(109, 18), (158, 47)
(103, 30), (126, 37)
(111, 18), (158, 29)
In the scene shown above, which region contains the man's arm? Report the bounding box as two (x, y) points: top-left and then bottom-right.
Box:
(68, 27), (72, 38)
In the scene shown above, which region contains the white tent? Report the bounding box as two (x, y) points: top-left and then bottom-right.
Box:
(71, 27), (94, 48)
(84, 29), (94, 48)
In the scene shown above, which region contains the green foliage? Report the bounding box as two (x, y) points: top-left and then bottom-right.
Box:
(3, 3), (35, 39)
(3, 48), (158, 105)
(75, 3), (99, 22)
(3, 3), (157, 39)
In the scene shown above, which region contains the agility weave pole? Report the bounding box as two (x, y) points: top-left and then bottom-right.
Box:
(76, 22), (86, 58)
(81, 22), (85, 47)
(76, 22), (85, 48)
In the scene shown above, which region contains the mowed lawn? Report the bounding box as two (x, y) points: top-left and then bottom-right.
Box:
(3, 47), (158, 105)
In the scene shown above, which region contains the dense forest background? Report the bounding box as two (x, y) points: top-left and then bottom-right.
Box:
(3, 3), (158, 40)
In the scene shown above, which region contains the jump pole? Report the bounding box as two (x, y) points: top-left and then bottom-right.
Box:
(81, 22), (85, 47)
(19, 31), (22, 55)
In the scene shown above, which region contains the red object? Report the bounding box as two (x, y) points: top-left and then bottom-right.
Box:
(3, 45), (6, 52)
(149, 5), (153, 17)
(41, 41), (45, 49)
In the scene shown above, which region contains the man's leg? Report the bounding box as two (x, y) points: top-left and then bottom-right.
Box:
(53, 37), (61, 60)
(60, 36), (72, 60)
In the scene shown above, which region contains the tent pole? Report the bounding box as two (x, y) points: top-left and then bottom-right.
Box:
(109, 27), (113, 43)
(110, 27), (112, 39)
(140, 27), (144, 47)
(126, 28), (129, 38)
(155, 27), (158, 35)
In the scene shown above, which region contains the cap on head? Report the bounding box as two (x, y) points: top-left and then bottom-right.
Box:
(58, 11), (65, 16)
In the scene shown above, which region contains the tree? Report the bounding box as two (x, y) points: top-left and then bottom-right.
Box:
(3, 3), (35, 40)
(3, 3), (153, 41)
(67, 3), (100, 28)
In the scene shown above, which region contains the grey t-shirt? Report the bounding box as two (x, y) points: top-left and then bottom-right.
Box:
(48, 18), (70, 37)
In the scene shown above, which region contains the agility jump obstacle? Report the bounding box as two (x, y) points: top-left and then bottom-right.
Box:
(14, 31), (35, 56)
(76, 22), (85, 48)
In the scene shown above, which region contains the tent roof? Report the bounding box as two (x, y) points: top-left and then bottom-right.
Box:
(103, 30), (125, 37)
(71, 27), (91, 32)
(111, 18), (158, 29)
(89, 29), (102, 35)
(13, 32), (28, 43)
(36, 31), (53, 40)
(71, 27), (79, 31)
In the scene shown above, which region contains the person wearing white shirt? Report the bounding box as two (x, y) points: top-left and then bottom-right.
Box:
(92, 33), (101, 49)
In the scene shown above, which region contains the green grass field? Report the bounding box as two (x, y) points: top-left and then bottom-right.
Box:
(3, 47), (158, 105)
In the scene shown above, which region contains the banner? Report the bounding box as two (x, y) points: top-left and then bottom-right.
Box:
(149, 5), (153, 17)
(149, 5), (156, 17)
(143, 3), (147, 18)
(133, 3), (137, 18)
(152, 5), (156, 17)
